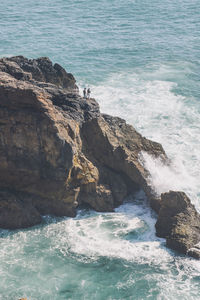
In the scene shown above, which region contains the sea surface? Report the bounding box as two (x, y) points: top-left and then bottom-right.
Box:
(0, 0), (200, 299)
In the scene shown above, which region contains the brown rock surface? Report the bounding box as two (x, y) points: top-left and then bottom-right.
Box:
(1, 56), (200, 259)
(0, 189), (42, 229)
(0, 56), (78, 91)
(0, 56), (166, 229)
(0, 56), (200, 258)
(156, 191), (200, 256)
(81, 114), (166, 212)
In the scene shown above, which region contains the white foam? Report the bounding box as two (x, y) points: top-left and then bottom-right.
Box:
(87, 68), (200, 210)
(140, 151), (200, 209)
(0, 199), (199, 299)
(0, 65), (199, 299)
(44, 198), (171, 265)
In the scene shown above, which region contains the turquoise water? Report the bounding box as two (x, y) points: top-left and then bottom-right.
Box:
(0, 0), (200, 299)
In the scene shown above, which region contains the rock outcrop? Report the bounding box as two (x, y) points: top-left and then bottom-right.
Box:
(0, 56), (77, 91)
(0, 55), (166, 229)
(0, 56), (199, 258)
(156, 191), (200, 257)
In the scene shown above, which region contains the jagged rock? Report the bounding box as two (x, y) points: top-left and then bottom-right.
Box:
(0, 56), (78, 91)
(0, 56), (166, 229)
(156, 191), (200, 256)
(80, 184), (115, 212)
(1, 56), (200, 259)
(81, 114), (166, 211)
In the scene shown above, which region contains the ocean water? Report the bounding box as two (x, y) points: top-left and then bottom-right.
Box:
(0, 0), (200, 299)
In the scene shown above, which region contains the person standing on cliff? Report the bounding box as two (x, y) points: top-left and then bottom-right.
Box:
(83, 88), (87, 99)
(87, 88), (91, 99)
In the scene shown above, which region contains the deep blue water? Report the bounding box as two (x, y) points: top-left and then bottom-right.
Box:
(0, 0), (200, 299)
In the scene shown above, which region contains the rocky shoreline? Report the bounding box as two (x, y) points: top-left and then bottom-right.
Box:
(0, 56), (199, 259)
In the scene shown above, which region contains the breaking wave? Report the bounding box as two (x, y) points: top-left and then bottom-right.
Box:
(90, 65), (200, 211)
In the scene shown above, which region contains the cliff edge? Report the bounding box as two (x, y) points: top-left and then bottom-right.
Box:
(0, 56), (199, 258)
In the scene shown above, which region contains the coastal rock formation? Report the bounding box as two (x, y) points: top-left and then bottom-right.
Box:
(0, 55), (166, 230)
(0, 189), (42, 229)
(0, 56), (199, 258)
(0, 56), (77, 91)
(156, 191), (200, 256)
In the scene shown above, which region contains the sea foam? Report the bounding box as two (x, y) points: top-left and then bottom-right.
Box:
(90, 66), (200, 211)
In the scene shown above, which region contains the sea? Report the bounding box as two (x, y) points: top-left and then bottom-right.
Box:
(0, 0), (200, 299)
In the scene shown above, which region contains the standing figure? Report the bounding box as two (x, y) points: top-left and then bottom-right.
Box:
(87, 88), (91, 99)
(83, 88), (87, 99)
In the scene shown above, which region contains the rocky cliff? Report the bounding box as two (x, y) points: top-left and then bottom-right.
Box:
(0, 56), (199, 258)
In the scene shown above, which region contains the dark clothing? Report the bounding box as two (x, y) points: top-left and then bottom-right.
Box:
(83, 88), (87, 98)
(87, 88), (91, 99)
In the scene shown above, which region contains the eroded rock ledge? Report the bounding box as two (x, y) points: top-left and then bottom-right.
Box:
(0, 56), (199, 258)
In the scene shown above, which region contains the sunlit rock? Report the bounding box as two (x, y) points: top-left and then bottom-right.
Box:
(0, 56), (199, 259)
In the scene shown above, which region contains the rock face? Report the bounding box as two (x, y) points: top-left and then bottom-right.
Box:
(0, 56), (77, 91)
(156, 191), (200, 256)
(187, 243), (200, 259)
(0, 55), (165, 229)
(0, 56), (199, 259)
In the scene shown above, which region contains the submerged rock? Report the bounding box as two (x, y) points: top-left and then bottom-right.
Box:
(0, 56), (199, 258)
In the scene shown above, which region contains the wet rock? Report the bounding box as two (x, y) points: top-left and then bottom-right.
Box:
(187, 243), (200, 259)
(156, 191), (200, 255)
(0, 189), (42, 229)
(79, 184), (114, 212)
